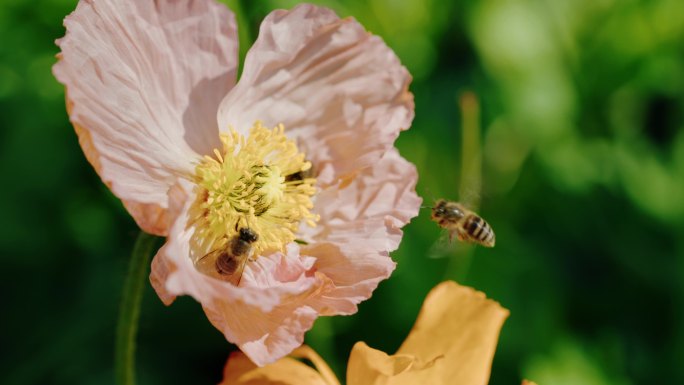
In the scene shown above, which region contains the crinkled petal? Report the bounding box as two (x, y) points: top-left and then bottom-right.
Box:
(220, 351), (328, 385)
(217, 3), (414, 184)
(54, 0), (238, 235)
(300, 148), (421, 315)
(345, 282), (509, 385)
(150, 180), (332, 366)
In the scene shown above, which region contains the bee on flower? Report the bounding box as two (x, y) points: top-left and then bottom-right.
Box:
(54, 0), (419, 366)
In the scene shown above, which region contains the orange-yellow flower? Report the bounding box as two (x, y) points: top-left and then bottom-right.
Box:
(220, 281), (538, 385)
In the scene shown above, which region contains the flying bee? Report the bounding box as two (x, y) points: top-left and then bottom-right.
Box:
(196, 227), (259, 285)
(431, 199), (495, 247)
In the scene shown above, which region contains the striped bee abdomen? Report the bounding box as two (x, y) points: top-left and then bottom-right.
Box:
(463, 214), (495, 247)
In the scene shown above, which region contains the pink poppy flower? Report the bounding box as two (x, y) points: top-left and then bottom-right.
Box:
(53, 0), (419, 366)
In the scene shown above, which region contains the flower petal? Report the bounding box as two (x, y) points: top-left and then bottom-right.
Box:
(347, 342), (441, 385)
(220, 351), (328, 385)
(290, 346), (342, 385)
(345, 282), (509, 385)
(54, 0), (238, 235)
(395, 281), (509, 385)
(150, 180), (332, 366)
(300, 148), (421, 315)
(217, 3), (414, 183)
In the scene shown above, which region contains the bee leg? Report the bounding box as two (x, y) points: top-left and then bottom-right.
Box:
(456, 229), (469, 243)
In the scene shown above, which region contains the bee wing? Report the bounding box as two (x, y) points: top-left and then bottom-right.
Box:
(198, 248), (225, 261)
(223, 254), (250, 286)
(427, 230), (462, 259)
(194, 248), (225, 274)
(194, 243), (253, 286)
(457, 189), (481, 211)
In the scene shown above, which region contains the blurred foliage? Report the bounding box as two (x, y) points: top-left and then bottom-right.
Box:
(1, 0), (683, 384)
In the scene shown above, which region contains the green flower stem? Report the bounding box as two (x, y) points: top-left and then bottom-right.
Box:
(444, 91), (482, 281)
(458, 91), (482, 209)
(115, 231), (159, 385)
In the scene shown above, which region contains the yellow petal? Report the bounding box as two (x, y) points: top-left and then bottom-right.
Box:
(290, 345), (342, 385)
(522, 381), (539, 385)
(396, 281), (509, 385)
(347, 342), (442, 385)
(346, 281), (509, 385)
(220, 351), (329, 385)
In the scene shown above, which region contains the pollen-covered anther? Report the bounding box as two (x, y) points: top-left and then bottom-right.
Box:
(190, 122), (318, 258)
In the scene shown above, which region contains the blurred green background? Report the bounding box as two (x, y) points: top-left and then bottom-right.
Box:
(1, 0), (683, 384)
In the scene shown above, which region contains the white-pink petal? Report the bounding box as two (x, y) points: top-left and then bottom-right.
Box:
(301, 148), (422, 315)
(54, 0), (239, 235)
(217, 4), (414, 185)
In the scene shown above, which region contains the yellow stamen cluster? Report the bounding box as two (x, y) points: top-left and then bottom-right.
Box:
(190, 122), (318, 258)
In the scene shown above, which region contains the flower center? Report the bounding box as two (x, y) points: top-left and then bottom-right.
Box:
(190, 122), (318, 259)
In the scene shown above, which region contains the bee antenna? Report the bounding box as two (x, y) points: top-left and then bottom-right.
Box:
(422, 187), (438, 203)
